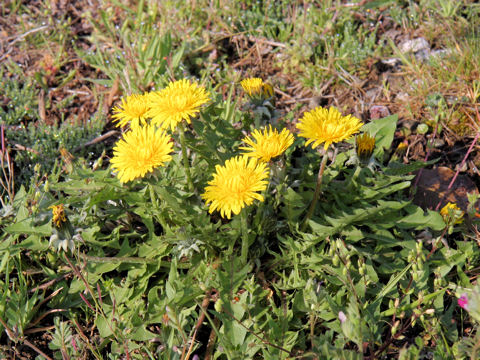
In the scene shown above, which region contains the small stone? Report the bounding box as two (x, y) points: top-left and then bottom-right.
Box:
(433, 139), (445, 148)
(399, 37), (430, 54)
(396, 92), (409, 102)
(414, 48), (431, 62)
(430, 49), (451, 58)
(369, 105), (390, 119)
(376, 58), (402, 72)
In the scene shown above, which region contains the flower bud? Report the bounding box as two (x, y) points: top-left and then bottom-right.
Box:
(356, 133), (375, 164)
(332, 254), (340, 267)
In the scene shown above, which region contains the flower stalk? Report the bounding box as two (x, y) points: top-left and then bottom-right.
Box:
(347, 164), (362, 190)
(178, 123), (194, 191)
(301, 150), (329, 231)
(240, 209), (249, 265)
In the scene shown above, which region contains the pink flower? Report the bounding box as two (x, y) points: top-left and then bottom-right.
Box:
(458, 293), (469, 310)
(338, 311), (347, 323)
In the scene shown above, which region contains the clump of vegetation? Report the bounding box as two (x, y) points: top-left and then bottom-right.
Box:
(1, 1), (480, 359)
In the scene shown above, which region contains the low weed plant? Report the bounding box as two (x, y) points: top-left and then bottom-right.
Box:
(1, 75), (477, 359)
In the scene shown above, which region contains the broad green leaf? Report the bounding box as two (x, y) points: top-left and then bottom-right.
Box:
(361, 114), (398, 156)
(398, 206), (445, 231)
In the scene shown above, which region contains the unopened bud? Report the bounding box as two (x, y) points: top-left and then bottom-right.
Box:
(391, 320), (400, 336)
(214, 299), (223, 312)
(333, 254), (340, 267)
(328, 246), (335, 257)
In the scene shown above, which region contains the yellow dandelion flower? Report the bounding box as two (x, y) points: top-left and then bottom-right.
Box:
(110, 125), (173, 183)
(440, 202), (464, 224)
(50, 204), (67, 228)
(240, 78), (264, 97)
(356, 133), (375, 162)
(146, 79), (210, 131)
(297, 106), (364, 150)
(202, 156), (269, 219)
(240, 125), (294, 162)
(112, 93), (150, 128)
(263, 83), (274, 98)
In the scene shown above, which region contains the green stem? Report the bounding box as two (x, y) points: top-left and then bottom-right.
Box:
(254, 167), (273, 226)
(178, 123), (194, 191)
(301, 150), (329, 231)
(347, 165), (362, 189)
(240, 209), (249, 265)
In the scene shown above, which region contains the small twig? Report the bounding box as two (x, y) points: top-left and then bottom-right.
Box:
(274, 88), (294, 100)
(247, 35), (287, 48)
(29, 272), (73, 293)
(28, 309), (67, 329)
(23, 338), (54, 360)
(184, 291), (212, 360)
(38, 90), (46, 123)
(0, 315), (54, 360)
(13, 143), (41, 155)
(7, 25), (49, 46)
(73, 130), (119, 152)
(426, 228), (449, 261)
(33, 287), (64, 312)
(204, 317), (220, 360)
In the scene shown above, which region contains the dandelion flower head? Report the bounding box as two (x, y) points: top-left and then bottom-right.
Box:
(147, 79), (210, 131)
(112, 93), (150, 128)
(202, 156), (269, 219)
(440, 202), (464, 224)
(50, 204), (67, 228)
(240, 125), (294, 163)
(240, 78), (264, 97)
(110, 125), (173, 183)
(297, 106), (363, 150)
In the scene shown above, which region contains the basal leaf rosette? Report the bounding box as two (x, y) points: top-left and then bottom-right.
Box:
(240, 125), (294, 163)
(297, 106), (364, 150)
(146, 79), (210, 131)
(110, 124), (173, 183)
(202, 156), (269, 219)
